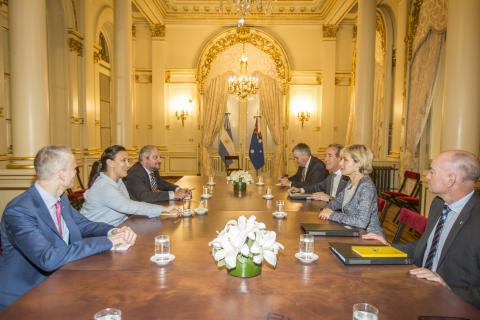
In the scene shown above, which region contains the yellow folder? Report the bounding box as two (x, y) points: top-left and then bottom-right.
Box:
(351, 246), (408, 258)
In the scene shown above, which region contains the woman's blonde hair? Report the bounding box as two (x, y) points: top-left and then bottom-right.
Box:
(341, 144), (373, 174)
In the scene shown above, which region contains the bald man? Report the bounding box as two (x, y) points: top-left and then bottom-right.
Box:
(364, 150), (480, 308)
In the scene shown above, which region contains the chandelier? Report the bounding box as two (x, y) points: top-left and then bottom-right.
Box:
(228, 45), (259, 100)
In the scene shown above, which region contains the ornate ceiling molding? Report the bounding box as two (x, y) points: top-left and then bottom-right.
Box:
(322, 24), (338, 38)
(196, 26), (290, 93)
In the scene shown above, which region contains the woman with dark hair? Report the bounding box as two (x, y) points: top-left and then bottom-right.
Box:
(318, 144), (384, 236)
(81, 145), (181, 226)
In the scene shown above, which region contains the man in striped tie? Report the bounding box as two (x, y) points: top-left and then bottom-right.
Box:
(364, 150), (480, 308)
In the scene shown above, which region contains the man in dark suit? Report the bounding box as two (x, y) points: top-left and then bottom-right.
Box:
(124, 145), (190, 203)
(0, 146), (136, 309)
(289, 143), (349, 201)
(279, 143), (328, 188)
(364, 150), (480, 308)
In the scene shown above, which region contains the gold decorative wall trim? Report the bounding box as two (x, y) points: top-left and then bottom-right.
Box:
(8, 156), (35, 161)
(151, 24), (165, 38)
(68, 29), (84, 57)
(132, 25), (136, 38)
(0, 107), (3, 117)
(196, 26), (290, 93)
(70, 117), (84, 125)
(322, 24), (338, 38)
(406, 0), (423, 61)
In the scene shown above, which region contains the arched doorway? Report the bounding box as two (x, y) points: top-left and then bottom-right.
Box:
(196, 27), (290, 178)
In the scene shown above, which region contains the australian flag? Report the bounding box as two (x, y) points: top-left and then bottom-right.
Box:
(249, 116), (265, 170)
(219, 113), (235, 165)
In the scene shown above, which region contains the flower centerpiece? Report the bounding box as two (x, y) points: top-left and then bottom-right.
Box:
(209, 215), (284, 278)
(227, 170), (253, 194)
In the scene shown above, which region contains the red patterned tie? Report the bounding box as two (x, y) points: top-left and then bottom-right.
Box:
(54, 200), (63, 237)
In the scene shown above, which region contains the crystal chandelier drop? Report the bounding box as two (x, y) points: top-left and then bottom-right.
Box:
(228, 45), (259, 100)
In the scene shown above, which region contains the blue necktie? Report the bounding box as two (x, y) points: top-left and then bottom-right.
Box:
(424, 205), (451, 269)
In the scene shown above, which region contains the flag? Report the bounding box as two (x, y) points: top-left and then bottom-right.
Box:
(219, 113), (235, 165)
(249, 116), (265, 170)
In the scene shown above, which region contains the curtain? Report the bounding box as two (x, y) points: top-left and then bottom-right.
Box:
(402, 30), (446, 170)
(371, 29), (386, 158)
(255, 72), (284, 178)
(200, 73), (231, 175)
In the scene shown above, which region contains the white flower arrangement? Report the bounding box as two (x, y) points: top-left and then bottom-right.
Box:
(209, 215), (284, 269)
(227, 170), (254, 184)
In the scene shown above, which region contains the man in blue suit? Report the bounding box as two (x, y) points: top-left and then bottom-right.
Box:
(0, 145), (137, 309)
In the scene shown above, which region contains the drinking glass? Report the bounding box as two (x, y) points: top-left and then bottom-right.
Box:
(94, 308), (122, 320)
(299, 234), (314, 259)
(155, 235), (170, 262)
(258, 176), (264, 184)
(208, 175), (214, 185)
(276, 200), (285, 213)
(202, 185), (209, 196)
(182, 198), (191, 214)
(266, 186), (272, 195)
(200, 199), (208, 210)
(352, 303), (379, 320)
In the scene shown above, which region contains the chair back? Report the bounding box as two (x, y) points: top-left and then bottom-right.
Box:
(392, 207), (427, 243)
(399, 170), (421, 196)
(66, 166), (86, 210)
(225, 156), (240, 176)
(377, 197), (388, 225)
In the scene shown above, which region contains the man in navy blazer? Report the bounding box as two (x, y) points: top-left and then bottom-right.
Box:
(364, 150), (480, 308)
(289, 144), (349, 201)
(0, 146), (137, 309)
(278, 143), (328, 188)
(124, 145), (191, 203)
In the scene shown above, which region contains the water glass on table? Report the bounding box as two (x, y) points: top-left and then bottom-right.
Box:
(208, 175), (214, 185)
(276, 200), (285, 213)
(155, 235), (170, 263)
(353, 303), (379, 320)
(299, 234), (314, 260)
(182, 198), (191, 214)
(202, 185), (209, 196)
(266, 186), (272, 196)
(94, 308), (122, 320)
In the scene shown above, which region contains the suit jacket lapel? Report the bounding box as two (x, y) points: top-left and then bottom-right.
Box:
(30, 186), (62, 238)
(437, 193), (479, 267)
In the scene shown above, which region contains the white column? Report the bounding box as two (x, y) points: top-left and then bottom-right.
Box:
(82, 0), (100, 155)
(390, 0), (407, 158)
(114, 0), (135, 150)
(8, 0), (49, 168)
(441, 0), (480, 154)
(151, 24), (166, 147)
(353, 0), (376, 146)
(321, 25), (337, 145)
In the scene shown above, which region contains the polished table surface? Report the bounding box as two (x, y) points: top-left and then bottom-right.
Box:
(2, 177), (479, 319)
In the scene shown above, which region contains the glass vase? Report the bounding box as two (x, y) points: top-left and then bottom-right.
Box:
(233, 181), (247, 193)
(227, 255), (262, 278)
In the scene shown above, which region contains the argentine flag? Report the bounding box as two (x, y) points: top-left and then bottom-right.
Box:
(219, 113), (235, 165)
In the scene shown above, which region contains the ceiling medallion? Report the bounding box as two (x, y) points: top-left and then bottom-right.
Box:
(222, 0), (273, 16)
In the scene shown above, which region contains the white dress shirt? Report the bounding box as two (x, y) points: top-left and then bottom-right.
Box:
(142, 166), (175, 200)
(330, 169), (342, 197)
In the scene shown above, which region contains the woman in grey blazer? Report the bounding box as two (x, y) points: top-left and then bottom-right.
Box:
(319, 144), (384, 236)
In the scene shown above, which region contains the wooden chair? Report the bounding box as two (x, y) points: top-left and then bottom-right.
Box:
(392, 207), (427, 243)
(225, 155), (240, 176)
(66, 166), (86, 210)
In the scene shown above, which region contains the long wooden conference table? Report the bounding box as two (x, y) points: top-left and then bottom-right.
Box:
(2, 176), (479, 319)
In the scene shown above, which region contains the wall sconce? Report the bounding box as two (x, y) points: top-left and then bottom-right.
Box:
(297, 111), (311, 128)
(175, 99), (192, 127)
